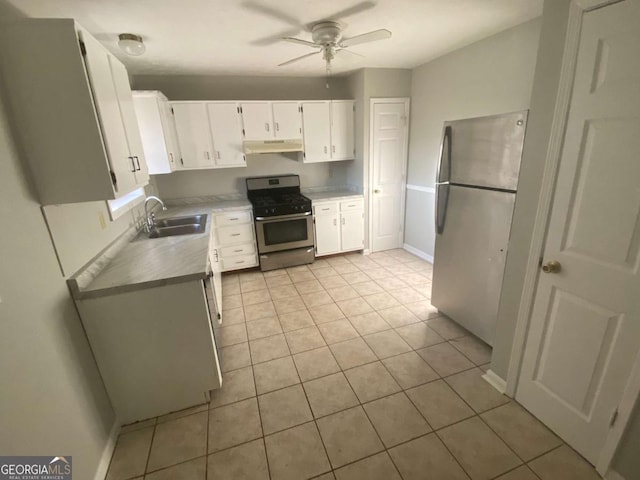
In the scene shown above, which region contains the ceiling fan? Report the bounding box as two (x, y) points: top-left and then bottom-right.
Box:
(279, 21), (391, 71)
(242, 1), (392, 72)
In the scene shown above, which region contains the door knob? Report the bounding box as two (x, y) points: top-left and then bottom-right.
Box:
(374, 189), (381, 193)
(541, 260), (562, 273)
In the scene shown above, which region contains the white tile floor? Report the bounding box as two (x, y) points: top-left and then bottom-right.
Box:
(106, 249), (602, 480)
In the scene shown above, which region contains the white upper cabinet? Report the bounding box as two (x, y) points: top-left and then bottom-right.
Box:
(206, 103), (246, 168)
(272, 102), (302, 139)
(1, 19), (149, 203)
(171, 103), (215, 169)
(330, 101), (355, 161)
(108, 57), (148, 186)
(301, 102), (332, 163)
(302, 101), (355, 163)
(240, 102), (273, 140)
(133, 91), (181, 174)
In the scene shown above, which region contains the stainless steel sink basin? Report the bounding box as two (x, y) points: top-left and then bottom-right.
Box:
(154, 214), (207, 228)
(147, 214), (207, 238)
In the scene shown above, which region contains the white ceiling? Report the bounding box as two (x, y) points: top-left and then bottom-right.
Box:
(8, 0), (542, 76)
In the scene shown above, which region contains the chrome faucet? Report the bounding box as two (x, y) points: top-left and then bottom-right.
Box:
(144, 195), (167, 232)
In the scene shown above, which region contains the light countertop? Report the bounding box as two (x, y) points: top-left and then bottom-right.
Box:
(74, 200), (252, 300)
(304, 190), (364, 202)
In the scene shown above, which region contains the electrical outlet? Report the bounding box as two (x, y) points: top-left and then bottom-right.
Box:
(98, 211), (107, 230)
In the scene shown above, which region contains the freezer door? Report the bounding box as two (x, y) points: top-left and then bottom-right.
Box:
(447, 111), (527, 191)
(431, 185), (516, 345)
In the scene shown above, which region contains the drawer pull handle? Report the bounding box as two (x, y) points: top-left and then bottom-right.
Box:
(234, 249), (243, 253)
(347, 204), (355, 207)
(231, 233), (241, 237)
(321, 208), (330, 211)
(235, 260), (245, 264)
(229, 218), (239, 221)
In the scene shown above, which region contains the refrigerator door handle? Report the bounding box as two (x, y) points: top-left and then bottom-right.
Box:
(436, 125), (452, 183)
(435, 183), (450, 235)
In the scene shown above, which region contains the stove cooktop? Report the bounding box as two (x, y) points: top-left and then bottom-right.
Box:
(250, 193), (311, 217)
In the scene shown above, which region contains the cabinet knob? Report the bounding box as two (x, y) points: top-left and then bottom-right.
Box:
(374, 189), (381, 194)
(324, 146), (328, 154)
(265, 122), (270, 132)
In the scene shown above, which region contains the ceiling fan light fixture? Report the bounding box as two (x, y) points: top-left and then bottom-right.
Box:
(118, 33), (145, 56)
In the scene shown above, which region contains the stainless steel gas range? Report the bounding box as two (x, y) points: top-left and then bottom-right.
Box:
(246, 175), (315, 271)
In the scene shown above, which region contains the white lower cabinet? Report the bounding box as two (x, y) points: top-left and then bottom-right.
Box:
(210, 209), (259, 275)
(313, 197), (364, 256)
(76, 279), (222, 424)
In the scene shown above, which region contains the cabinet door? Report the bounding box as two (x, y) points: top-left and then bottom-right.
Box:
(133, 94), (172, 174)
(315, 213), (341, 256)
(340, 210), (364, 251)
(331, 101), (355, 161)
(109, 57), (148, 186)
(240, 102), (272, 140)
(159, 99), (181, 170)
(82, 33), (137, 195)
(302, 102), (331, 163)
(272, 102), (302, 139)
(172, 103), (215, 169)
(207, 103), (246, 168)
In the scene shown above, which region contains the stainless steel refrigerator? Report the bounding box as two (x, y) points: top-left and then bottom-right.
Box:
(431, 111), (528, 346)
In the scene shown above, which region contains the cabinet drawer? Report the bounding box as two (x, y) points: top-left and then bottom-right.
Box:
(340, 199), (364, 211)
(216, 224), (254, 245)
(220, 243), (256, 257)
(213, 210), (252, 227)
(222, 254), (257, 271)
(313, 202), (338, 215)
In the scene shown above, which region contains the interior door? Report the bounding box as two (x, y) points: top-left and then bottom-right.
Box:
(171, 103), (214, 169)
(80, 32), (137, 196)
(302, 102), (331, 163)
(517, 0), (640, 466)
(331, 101), (355, 160)
(272, 102), (302, 139)
(241, 102), (272, 140)
(207, 103), (246, 168)
(370, 101), (409, 252)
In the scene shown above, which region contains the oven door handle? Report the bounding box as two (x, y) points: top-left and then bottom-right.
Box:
(255, 211), (312, 221)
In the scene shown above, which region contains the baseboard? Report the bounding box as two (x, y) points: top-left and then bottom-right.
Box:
(606, 470), (626, 480)
(403, 243), (433, 263)
(483, 369), (507, 395)
(94, 419), (120, 480)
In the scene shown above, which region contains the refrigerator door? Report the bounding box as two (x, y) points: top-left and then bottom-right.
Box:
(447, 110), (528, 191)
(431, 185), (516, 345)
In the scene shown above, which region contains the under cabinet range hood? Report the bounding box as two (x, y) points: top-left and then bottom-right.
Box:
(243, 139), (304, 155)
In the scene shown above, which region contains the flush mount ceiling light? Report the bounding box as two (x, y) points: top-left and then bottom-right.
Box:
(118, 33), (145, 56)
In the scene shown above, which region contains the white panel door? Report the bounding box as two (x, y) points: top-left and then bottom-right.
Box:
(302, 102), (331, 163)
(340, 210), (364, 251)
(331, 101), (355, 160)
(81, 33), (137, 196)
(241, 102), (272, 140)
(517, 0), (640, 466)
(109, 57), (148, 186)
(272, 102), (302, 139)
(171, 103), (214, 169)
(315, 214), (341, 256)
(207, 103), (246, 168)
(370, 101), (409, 252)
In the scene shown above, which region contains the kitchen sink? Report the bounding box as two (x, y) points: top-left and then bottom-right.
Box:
(147, 214), (207, 238)
(153, 214), (207, 228)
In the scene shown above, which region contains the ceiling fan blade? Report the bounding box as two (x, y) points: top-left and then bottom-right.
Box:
(340, 29), (391, 47)
(336, 48), (365, 58)
(282, 37), (319, 48)
(321, 1), (376, 22)
(278, 51), (321, 67)
(242, 1), (302, 29)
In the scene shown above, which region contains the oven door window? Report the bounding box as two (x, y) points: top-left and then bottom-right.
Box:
(263, 218), (309, 246)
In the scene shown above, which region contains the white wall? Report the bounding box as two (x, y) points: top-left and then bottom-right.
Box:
(133, 74), (353, 199)
(405, 18), (541, 257)
(0, 22), (115, 480)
